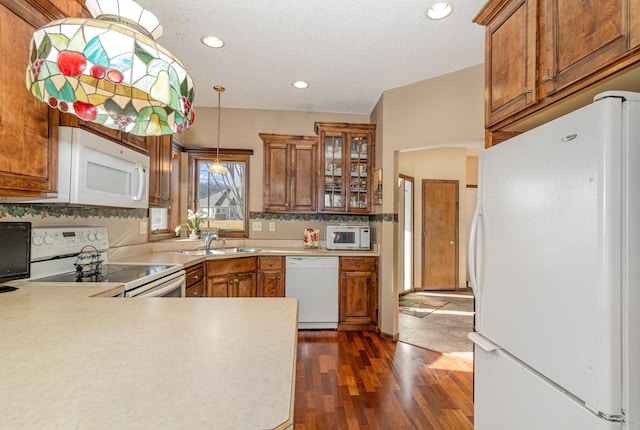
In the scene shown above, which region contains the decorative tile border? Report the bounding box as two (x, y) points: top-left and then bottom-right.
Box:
(0, 204), (148, 219)
(250, 212), (397, 223)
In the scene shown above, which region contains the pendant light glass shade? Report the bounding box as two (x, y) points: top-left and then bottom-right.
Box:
(25, 0), (195, 136)
(208, 85), (227, 175)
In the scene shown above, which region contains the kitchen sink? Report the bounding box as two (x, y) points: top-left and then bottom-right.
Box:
(177, 247), (260, 256)
(177, 249), (225, 256)
(220, 247), (259, 253)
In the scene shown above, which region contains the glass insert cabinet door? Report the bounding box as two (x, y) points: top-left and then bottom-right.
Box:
(322, 133), (369, 211)
(348, 135), (368, 209)
(323, 133), (343, 210)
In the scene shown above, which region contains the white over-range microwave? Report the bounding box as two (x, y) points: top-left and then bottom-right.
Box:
(326, 225), (371, 251)
(26, 126), (150, 208)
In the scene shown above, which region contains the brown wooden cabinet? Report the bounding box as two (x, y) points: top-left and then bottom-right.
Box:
(148, 134), (172, 208)
(261, 133), (317, 213)
(257, 256), (285, 297)
(59, 115), (150, 154)
(475, 0), (640, 139)
(185, 263), (205, 297)
(315, 122), (376, 214)
(206, 257), (257, 297)
(632, 0), (640, 50)
(476, 0), (538, 127)
(338, 256), (378, 331)
(542, 0), (628, 98)
(0, 1), (67, 198)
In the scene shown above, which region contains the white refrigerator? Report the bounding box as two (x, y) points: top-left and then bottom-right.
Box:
(468, 91), (640, 430)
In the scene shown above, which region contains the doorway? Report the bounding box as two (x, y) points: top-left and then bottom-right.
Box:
(421, 179), (458, 291)
(398, 175), (414, 294)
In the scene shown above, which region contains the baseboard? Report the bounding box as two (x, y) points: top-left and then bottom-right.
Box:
(379, 331), (399, 341)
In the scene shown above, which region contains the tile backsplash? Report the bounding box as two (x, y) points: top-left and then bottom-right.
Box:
(0, 204), (148, 247)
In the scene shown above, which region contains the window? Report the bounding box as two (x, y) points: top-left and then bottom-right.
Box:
(189, 152), (250, 238)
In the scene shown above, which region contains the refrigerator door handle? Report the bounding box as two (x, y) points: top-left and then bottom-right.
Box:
(468, 204), (481, 293)
(468, 332), (499, 353)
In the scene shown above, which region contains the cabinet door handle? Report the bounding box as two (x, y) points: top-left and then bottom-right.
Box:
(268, 261), (273, 267)
(542, 75), (552, 83)
(192, 274), (199, 280)
(521, 87), (531, 95)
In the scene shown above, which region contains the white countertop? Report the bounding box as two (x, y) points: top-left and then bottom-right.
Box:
(0, 283), (298, 429)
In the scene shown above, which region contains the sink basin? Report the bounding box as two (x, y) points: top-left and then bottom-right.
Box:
(176, 247), (259, 256)
(177, 249), (225, 256)
(220, 247), (258, 253)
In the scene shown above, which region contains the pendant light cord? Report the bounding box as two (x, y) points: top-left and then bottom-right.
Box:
(214, 85), (225, 162)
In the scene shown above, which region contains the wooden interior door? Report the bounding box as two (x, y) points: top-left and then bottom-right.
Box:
(422, 180), (458, 290)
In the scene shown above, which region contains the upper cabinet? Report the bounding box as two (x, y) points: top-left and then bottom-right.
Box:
(479, 0), (538, 127)
(542, 0), (628, 97)
(59, 115), (150, 154)
(0, 1), (68, 198)
(315, 122), (375, 214)
(148, 135), (172, 208)
(475, 0), (640, 136)
(261, 133), (317, 213)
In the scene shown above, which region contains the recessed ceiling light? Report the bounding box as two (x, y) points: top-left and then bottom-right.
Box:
(426, 2), (453, 20)
(292, 80), (309, 89)
(201, 36), (225, 48)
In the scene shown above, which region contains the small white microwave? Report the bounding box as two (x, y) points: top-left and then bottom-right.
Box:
(326, 225), (370, 251)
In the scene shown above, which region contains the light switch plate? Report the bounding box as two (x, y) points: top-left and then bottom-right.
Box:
(269, 222), (276, 231)
(252, 221), (262, 231)
(139, 221), (147, 234)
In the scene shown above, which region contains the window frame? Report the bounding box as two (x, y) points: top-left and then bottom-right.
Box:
(188, 149), (252, 239)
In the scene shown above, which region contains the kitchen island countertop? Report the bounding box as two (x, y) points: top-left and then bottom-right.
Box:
(0, 283), (298, 429)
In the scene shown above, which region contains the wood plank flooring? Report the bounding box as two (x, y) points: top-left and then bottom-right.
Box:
(295, 330), (474, 429)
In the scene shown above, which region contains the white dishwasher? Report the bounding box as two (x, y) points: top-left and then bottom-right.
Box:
(285, 256), (339, 329)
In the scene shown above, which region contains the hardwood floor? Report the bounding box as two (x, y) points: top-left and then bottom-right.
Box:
(294, 330), (474, 429)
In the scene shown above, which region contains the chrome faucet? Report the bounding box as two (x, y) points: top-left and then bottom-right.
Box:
(204, 229), (219, 249)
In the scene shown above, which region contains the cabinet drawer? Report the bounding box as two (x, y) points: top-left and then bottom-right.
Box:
(186, 283), (205, 297)
(258, 256), (283, 270)
(207, 257), (256, 275)
(340, 257), (377, 272)
(185, 264), (204, 288)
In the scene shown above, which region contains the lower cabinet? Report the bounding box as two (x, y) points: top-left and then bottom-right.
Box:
(257, 256), (285, 297)
(339, 257), (378, 331)
(199, 254), (378, 333)
(185, 263), (205, 297)
(206, 257), (257, 297)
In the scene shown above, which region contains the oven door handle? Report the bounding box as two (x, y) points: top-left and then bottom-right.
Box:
(124, 271), (186, 297)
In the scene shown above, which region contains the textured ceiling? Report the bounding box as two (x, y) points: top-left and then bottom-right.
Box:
(134, 0), (486, 113)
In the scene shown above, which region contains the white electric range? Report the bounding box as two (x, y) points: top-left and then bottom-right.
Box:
(29, 226), (185, 297)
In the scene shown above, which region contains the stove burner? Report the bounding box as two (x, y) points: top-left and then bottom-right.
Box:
(75, 271), (104, 282)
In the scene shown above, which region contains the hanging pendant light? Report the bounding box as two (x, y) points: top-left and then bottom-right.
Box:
(208, 85), (227, 175)
(25, 0), (195, 136)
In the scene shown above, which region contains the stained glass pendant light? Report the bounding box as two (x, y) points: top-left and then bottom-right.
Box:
(25, 0), (195, 136)
(208, 85), (227, 175)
